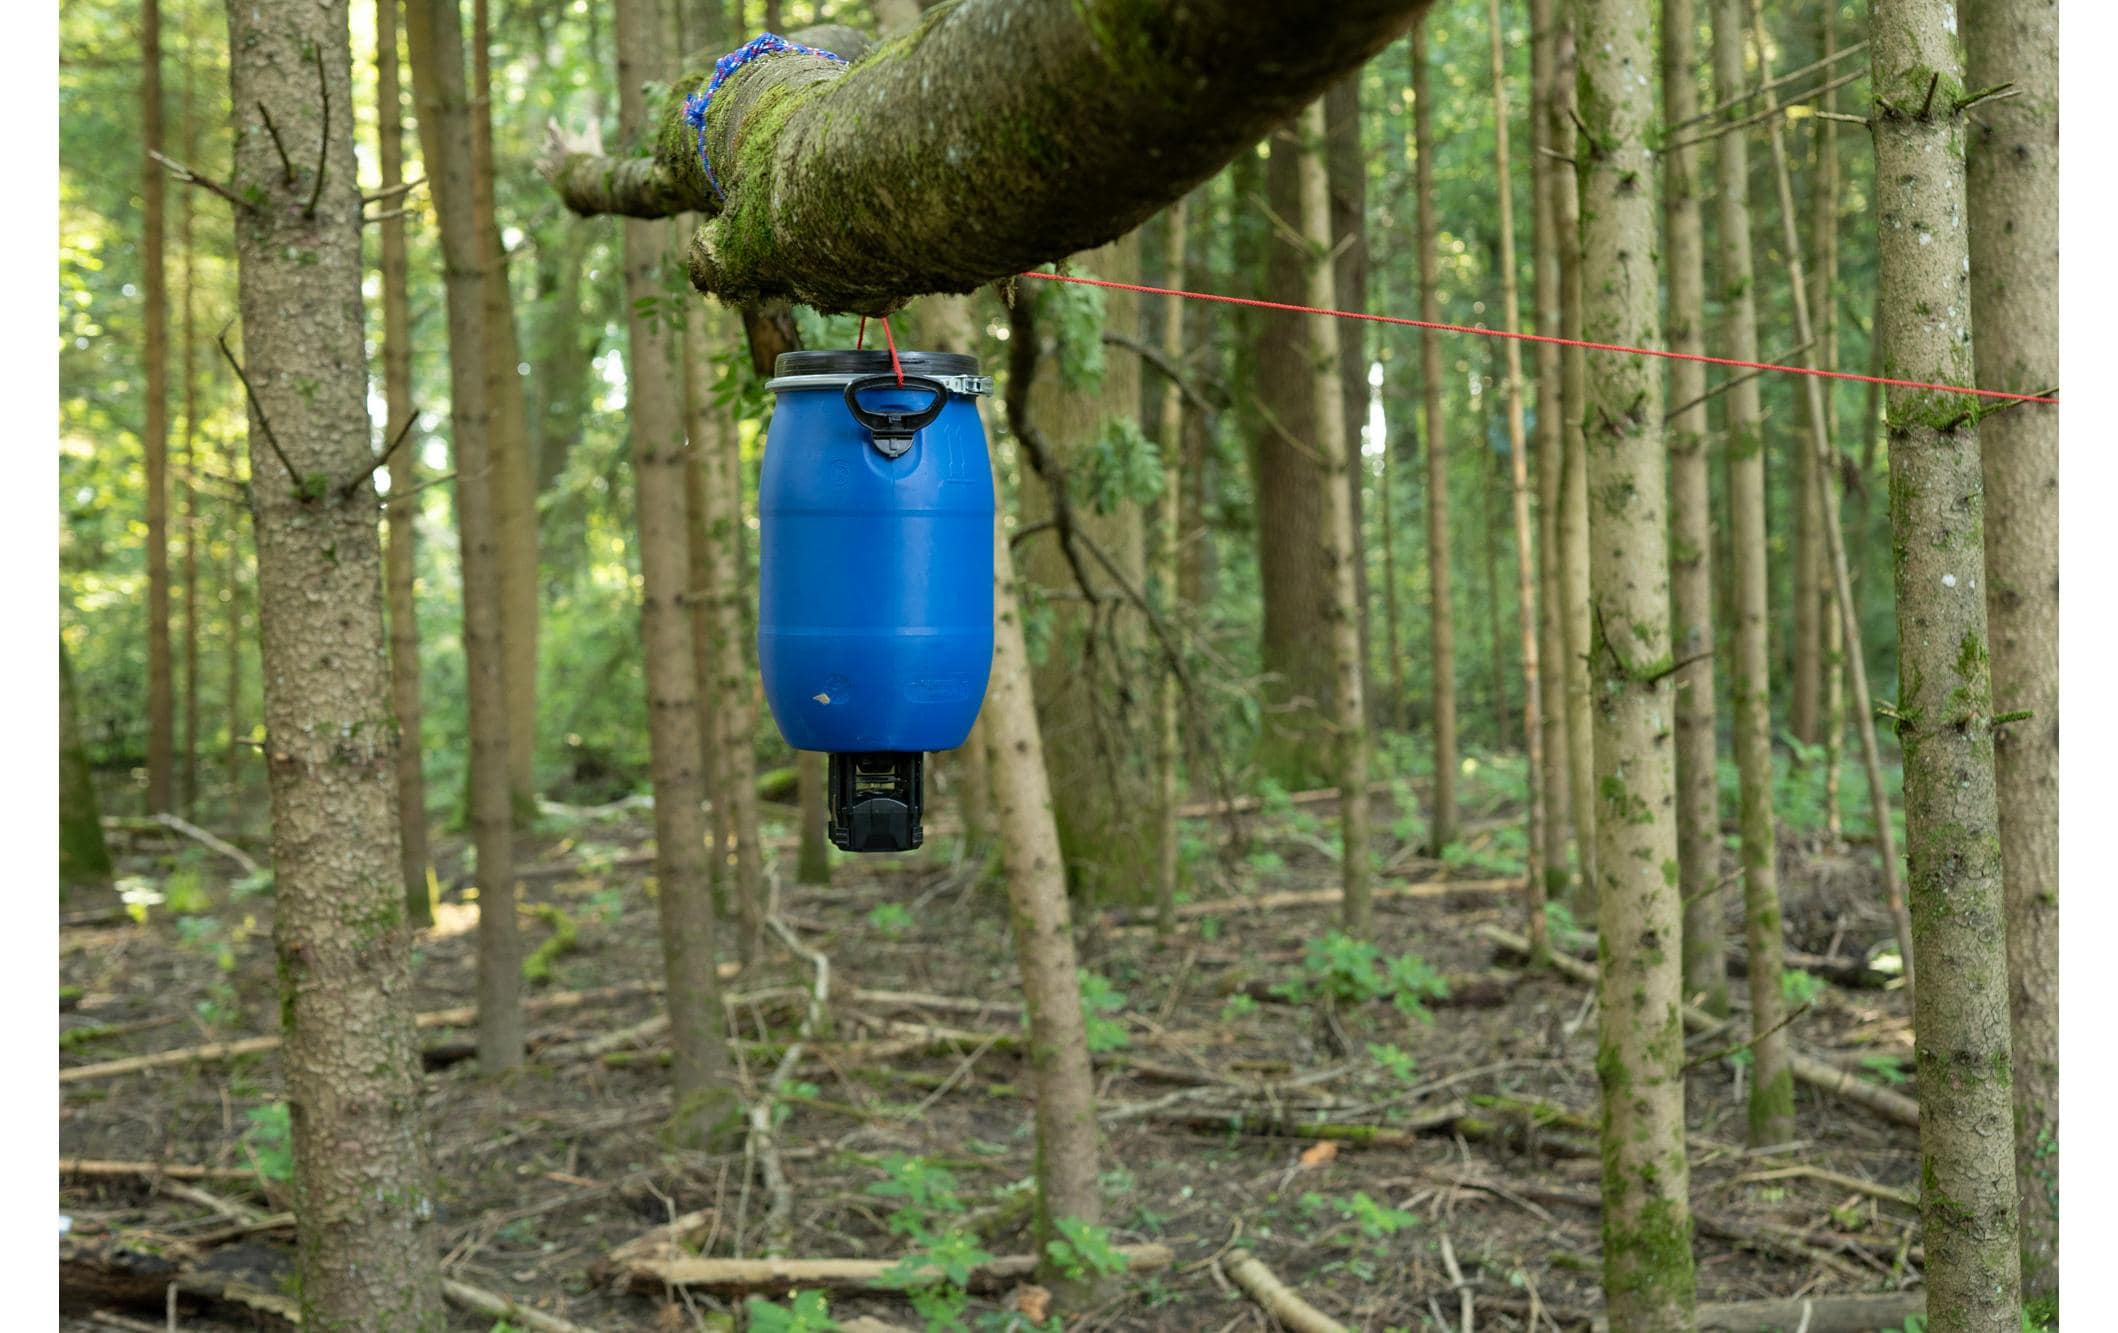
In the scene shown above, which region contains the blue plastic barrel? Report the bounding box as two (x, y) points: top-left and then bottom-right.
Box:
(757, 349), (995, 850)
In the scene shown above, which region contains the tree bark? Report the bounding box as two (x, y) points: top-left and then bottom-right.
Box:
(470, 0), (542, 819)
(795, 749), (831, 885)
(1577, 0), (1697, 1321)
(1325, 74), (1374, 712)
(405, 0), (524, 1071)
(1870, 2), (2024, 1326)
(378, 0), (433, 929)
(1485, 0), (1549, 960)
(541, 0), (1431, 312)
(1962, 0), (2058, 1302)
(1412, 17), (1457, 852)
(1711, 0), (1793, 1149)
(687, 304), (765, 963)
(1811, 2), (1847, 837)
(1282, 99), (1373, 941)
(143, 0), (173, 816)
(1549, 4), (1596, 918)
(935, 292), (1105, 1297)
(610, 0), (744, 1147)
(1528, 0), (1573, 908)
(1663, 0), (1726, 1020)
(1252, 119), (1337, 790)
(1154, 195), (1189, 939)
(177, 16), (200, 820)
(60, 639), (114, 893)
(220, 0), (443, 1322)
(1018, 234), (1157, 903)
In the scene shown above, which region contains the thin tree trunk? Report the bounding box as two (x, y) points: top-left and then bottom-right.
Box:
(1325, 75), (1374, 712)
(143, 0), (173, 816)
(684, 443), (727, 913)
(224, 443), (243, 818)
(405, 0), (524, 1071)
(1578, 0), (1697, 1320)
(1481, 427), (1507, 748)
(1811, 4), (1846, 837)
(688, 305), (765, 964)
(1486, 0), (1548, 960)
(1711, 0), (1794, 1149)
(1962, 0), (2058, 1301)
(1528, 0), (1573, 906)
(177, 22), (199, 820)
(796, 749), (830, 885)
(1252, 126), (1337, 789)
(1549, 5), (1597, 917)
(378, 0), (433, 928)
(60, 640), (115, 894)
(1664, 0), (1727, 1018)
(1020, 234), (1156, 903)
(1413, 17), (1457, 852)
(931, 287), (1105, 1295)
(1870, 3), (2024, 1326)
(1155, 196), (1189, 939)
(220, 2), (443, 1322)
(1282, 99), (1373, 941)
(613, 0), (742, 1147)
(1754, 19), (1914, 1004)
(472, 0), (541, 817)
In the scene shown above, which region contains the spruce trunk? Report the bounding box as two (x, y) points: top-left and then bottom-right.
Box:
(1528, 0), (1574, 903)
(221, 0), (443, 1321)
(1155, 196), (1190, 939)
(60, 640), (114, 893)
(1485, 0), (1548, 958)
(1711, 0), (1793, 1148)
(404, 0), (524, 1070)
(1871, 2), (2024, 1325)
(1664, 0), (1727, 1019)
(1412, 17), (1458, 852)
(1577, 0), (1697, 1319)
(1962, 0), (2059, 1303)
(796, 750), (831, 885)
(377, 0), (433, 928)
(143, 0), (172, 816)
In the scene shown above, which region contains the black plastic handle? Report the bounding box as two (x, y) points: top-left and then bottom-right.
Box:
(844, 374), (948, 458)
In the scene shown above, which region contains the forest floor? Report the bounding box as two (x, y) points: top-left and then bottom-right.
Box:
(59, 780), (1923, 1332)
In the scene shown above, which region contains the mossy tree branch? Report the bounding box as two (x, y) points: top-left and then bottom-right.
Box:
(539, 0), (1430, 313)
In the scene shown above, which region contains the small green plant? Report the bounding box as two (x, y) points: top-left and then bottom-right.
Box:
(867, 902), (914, 938)
(1859, 1053), (1910, 1086)
(1044, 1216), (1128, 1282)
(1366, 1042), (1417, 1084)
(1219, 993), (1260, 1024)
(1076, 971), (1131, 1052)
(1299, 1189), (1420, 1280)
(1273, 933), (1450, 1019)
(520, 904), (578, 984)
(1544, 899), (1590, 951)
(744, 1290), (841, 1332)
(864, 1154), (966, 1238)
(242, 1102), (293, 1184)
(1781, 967), (1827, 1008)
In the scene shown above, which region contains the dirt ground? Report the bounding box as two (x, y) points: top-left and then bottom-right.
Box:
(59, 791), (1923, 1331)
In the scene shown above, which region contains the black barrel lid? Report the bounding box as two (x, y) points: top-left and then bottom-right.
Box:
(773, 349), (980, 378)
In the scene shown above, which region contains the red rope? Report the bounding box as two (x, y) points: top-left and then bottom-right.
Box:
(881, 314), (904, 385)
(1017, 269), (2057, 407)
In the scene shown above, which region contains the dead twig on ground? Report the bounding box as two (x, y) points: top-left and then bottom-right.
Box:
(1221, 1248), (1349, 1333)
(619, 1243), (1173, 1294)
(440, 1277), (598, 1333)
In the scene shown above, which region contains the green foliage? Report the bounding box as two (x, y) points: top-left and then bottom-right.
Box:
(1079, 417), (1163, 515)
(242, 1102), (293, 1185)
(1043, 1217), (1128, 1282)
(1366, 1042), (1418, 1084)
(866, 902), (914, 938)
(1858, 1054), (1910, 1087)
(1075, 971), (1130, 1052)
(864, 1154), (966, 1239)
(1273, 932), (1450, 1019)
(1034, 270), (1107, 388)
(1780, 967), (1827, 1008)
(745, 1290), (840, 1332)
(520, 904), (579, 985)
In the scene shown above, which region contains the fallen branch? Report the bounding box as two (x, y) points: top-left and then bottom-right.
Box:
(60, 978), (695, 1084)
(61, 1159), (261, 1184)
(621, 1242), (1173, 1294)
(440, 1278), (599, 1333)
(1595, 1291), (1925, 1332)
(1107, 878), (1521, 933)
(1149, 1100), (1472, 1149)
(1732, 1163), (1919, 1209)
(1221, 1248), (1349, 1333)
(1477, 925), (1919, 1126)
